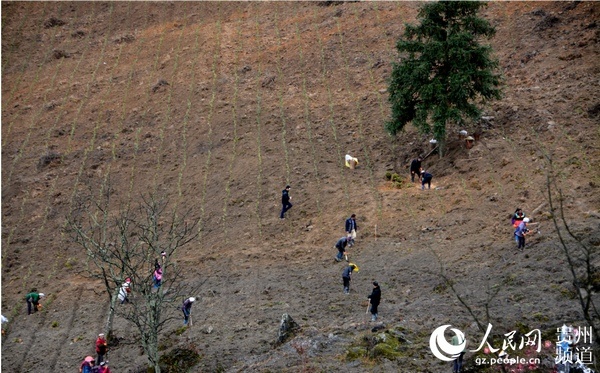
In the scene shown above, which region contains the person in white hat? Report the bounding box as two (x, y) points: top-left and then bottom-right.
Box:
(98, 360), (112, 373)
(118, 278), (132, 304)
(515, 217), (531, 250)
(181, 297), (196, 325)
(95, 333), (108, 364)
(25, 289), (45, 315)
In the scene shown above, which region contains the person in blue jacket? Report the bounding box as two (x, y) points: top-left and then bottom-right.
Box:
(345, 214), (358, 243)
(334, 236), (353, 262)
(342, 263), (358, 294)
(421, 170), (433, 190)
(515, 217), (530, 250)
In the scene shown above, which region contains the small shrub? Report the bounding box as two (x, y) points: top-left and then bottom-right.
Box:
(346, 346), (367, 360)
(71, 30), (86, 38)
(514, 321), (530, 335)
(51, 321), (59, 328)
(384, 171), (392, 180)
(432, 282), (448, 294)
(469, 179), (482, 190)
(372, 342), (402, 360)
(158, 348), (201, 373)
(174, 326), (187, 336)
(64, 257), (76, 269)
(152, 79), (169, 93)
(52, 49), (70, 59)
(38, 152), (62, 169)
(44, 17), (65, 28)
(114, 34), (135, 44)
(532, 312), (549, 322)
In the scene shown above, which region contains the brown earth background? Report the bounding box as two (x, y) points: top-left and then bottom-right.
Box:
(1, 1), (599, 372)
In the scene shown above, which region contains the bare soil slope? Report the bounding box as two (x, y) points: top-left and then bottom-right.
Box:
(2, 2), (599, 372)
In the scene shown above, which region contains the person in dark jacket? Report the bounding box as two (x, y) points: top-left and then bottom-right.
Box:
(182, 297), (196, 325)
(280, 185), (293, 219)
(410, 157), (422, 182)
(345, 214), (358, 243)
(342, 263), (359, 294)
(421, 170), (433, 190)
(334, 236), (353, 262)
(511, 208), (526, 228)
(368, 281), (381, 321)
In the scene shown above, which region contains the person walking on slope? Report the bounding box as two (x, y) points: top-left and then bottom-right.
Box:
(345, 214), (358, 242)
(118, 278), (131, 304)
(342, 263), (359, 294)
(280, 185), (293, 219)
(95, 333), (108, 364)
(182, 297), (196, 325)
(334, 236), (353, 262)
(25, 289), (44, 315)
(515, 217), (531, 250)
(410, 157), (422, 182)
(421, 170), (433, 190)
(367, 281), (381, 321)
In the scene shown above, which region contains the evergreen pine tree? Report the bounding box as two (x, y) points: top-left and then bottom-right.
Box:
(386, 1), (502, 156)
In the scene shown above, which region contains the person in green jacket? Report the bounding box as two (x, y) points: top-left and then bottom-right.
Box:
(25, 289), (44, 315)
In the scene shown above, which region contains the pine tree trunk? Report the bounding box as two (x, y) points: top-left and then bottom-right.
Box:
(438, 138), (445, 158)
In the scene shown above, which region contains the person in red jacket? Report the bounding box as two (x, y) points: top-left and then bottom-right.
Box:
(95, 333), (108, 364)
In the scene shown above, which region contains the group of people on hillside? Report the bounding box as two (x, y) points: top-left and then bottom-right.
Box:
(409, 157), (433, 190)
(19, 155), (534, 371)
(79, 334), (111, 373)
(279, 156), (535, 324)
(280, 184), (381, 321)
(411, 157), (533, 251)
(512, 207), (532, 250)
(115, 254), (197, 327)
(279, 155), (440, 322)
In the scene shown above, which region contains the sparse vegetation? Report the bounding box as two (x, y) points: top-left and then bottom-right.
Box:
(1, 2), (598, 372)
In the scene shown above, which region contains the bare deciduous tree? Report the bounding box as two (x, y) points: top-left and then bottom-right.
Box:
(543, 154), (600, 344)
(432, 250), (501, 334)
(67, 189), (199, 373)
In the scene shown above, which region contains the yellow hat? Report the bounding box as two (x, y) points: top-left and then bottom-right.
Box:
(349, 263), (359, 272)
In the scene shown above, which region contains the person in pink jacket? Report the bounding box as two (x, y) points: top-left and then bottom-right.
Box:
(153, 267), (163, 289)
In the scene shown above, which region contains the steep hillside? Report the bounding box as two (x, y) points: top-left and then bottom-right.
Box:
(2, 2), (599, 372)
